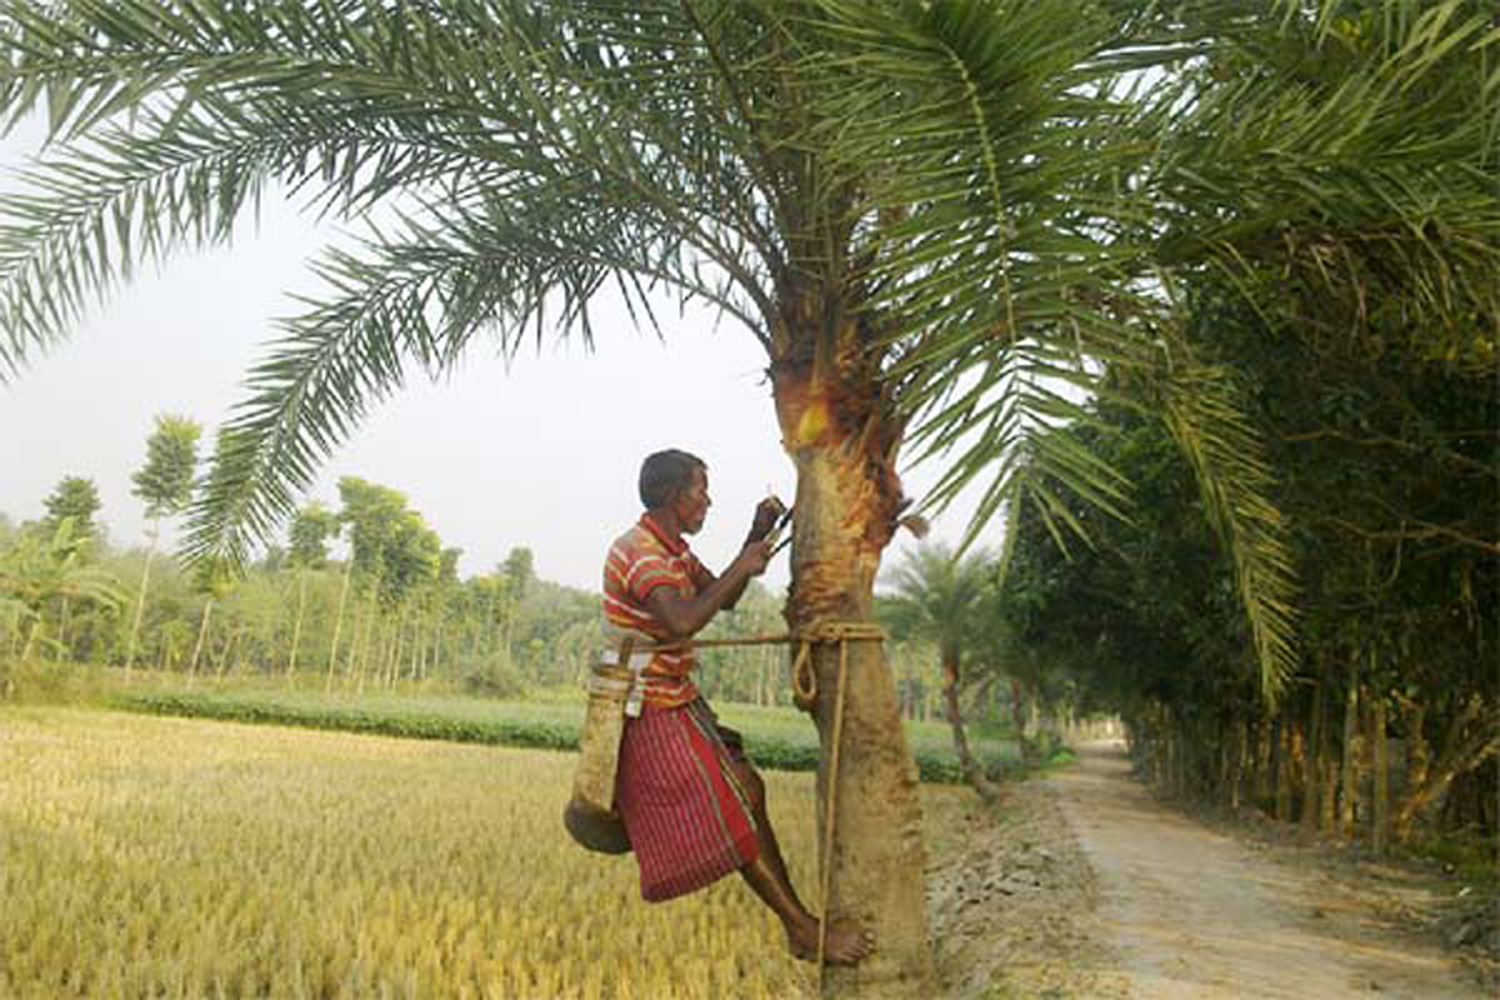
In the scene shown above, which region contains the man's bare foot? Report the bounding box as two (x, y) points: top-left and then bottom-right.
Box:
(788, 918), (875, 966)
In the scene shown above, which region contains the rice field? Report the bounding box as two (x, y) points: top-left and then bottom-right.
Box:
(0, 706), (826, 998)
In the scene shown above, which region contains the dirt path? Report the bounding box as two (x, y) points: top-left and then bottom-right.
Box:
(1047, 742), (1485, 999)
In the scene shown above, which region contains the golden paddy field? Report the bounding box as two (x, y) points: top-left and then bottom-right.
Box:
(0, 707), (833, 998)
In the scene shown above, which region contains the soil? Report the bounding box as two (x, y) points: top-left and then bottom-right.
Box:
(925, 740), (1494, 999)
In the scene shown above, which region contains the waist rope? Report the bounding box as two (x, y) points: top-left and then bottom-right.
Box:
(611, 620), (887, 981)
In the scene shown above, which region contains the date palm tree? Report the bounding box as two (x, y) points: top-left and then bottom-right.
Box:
(6, 0), (1486, 992)
(881, 542), (999, 799)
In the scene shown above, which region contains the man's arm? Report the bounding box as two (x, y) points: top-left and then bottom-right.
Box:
(645, 540), (771, 640)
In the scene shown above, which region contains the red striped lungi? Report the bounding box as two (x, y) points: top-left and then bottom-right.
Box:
(614, 699), (761, 902)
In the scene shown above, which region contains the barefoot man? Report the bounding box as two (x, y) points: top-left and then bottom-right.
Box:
(602, 448), (873, 966)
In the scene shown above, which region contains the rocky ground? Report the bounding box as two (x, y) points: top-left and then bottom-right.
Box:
(924, 772), (1131, 998)
(924, 744), (1495, 999)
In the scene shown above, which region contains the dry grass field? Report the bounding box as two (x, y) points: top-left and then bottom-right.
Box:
(0, 707), (824, 998)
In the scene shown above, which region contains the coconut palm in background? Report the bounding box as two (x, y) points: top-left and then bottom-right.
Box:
(1, 1), (1494, 993)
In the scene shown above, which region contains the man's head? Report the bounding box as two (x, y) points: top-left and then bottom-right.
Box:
(639, 449), (710, 534)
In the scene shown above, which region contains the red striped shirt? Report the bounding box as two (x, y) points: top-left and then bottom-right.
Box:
(601, 514), (713, 710)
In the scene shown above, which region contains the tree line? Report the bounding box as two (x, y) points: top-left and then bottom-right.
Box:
(994, 275), (1496, 854)
(1, 422), (972, 713)
(0, 414), (579, 693)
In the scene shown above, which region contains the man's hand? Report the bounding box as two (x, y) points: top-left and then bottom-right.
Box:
(736, 539), (772, 577)
(747, 496), (787, 543)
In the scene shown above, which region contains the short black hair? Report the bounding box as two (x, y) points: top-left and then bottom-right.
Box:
(639, 449), (706, 509)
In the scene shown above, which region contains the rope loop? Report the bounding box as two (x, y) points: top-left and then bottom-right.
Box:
(790, 620), (886, 711)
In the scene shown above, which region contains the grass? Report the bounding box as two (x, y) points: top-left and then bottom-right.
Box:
(0, 705), (829, 999)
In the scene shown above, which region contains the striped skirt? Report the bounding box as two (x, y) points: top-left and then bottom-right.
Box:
(614, 699), (761, 902)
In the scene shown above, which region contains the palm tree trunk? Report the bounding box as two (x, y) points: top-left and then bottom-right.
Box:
(777, 384), (933, 997)
(123, 518), (161, 679)
(939, 648), (997, 801)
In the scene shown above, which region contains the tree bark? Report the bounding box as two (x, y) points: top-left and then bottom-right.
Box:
(1254, 714), (1273, 807)
(1302, 684), (1325, 836)
(775, 361), (933, 997)
(1320, 757), (1339, 835)
(1011, 677), (1032, 767)
(1370, 691), (1389, 855)
(1340, 665), (1361, 840)
(939, 646), (998, 801)
(1277, 716), (1298, 823)
(1227, 716), (1244, 811)
(1394, 694), (1500, 842)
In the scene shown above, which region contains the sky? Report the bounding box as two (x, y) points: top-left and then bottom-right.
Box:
(0, 116), (1003, 594)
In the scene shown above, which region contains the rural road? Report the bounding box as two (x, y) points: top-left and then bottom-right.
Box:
(1050, 742), (1485, 999)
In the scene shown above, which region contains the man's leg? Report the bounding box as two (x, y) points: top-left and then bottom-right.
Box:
(728, 758), (873, 965)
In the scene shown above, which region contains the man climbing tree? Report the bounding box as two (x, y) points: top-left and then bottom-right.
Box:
(597, 449), (872, 966)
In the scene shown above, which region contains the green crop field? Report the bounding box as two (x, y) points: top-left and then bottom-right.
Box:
(105, 680), (1019, 783)
(0, 705), (969, 999)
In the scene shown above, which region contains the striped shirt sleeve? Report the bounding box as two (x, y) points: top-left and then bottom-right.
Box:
(627, 553), (685, 602)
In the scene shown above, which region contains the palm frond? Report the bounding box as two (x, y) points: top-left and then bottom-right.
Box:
(1150, 354), (1299, 698)
(181, 178), (762, 572)
(1144, 0), (1500, 369)
(0, 0), (812, 563)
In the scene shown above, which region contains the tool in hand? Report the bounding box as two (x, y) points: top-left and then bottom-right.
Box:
(763, 503), (794, 558)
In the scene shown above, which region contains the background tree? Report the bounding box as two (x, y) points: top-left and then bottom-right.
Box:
(123, 414), (201, 677)
(39, 474), (103, 656)
(186, 555), (234, 682)
(286, 502), (338, 682)
(41, 476), (101, 542)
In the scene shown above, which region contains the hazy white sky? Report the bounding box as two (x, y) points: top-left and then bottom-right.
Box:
(1, 116), (1001, 592)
